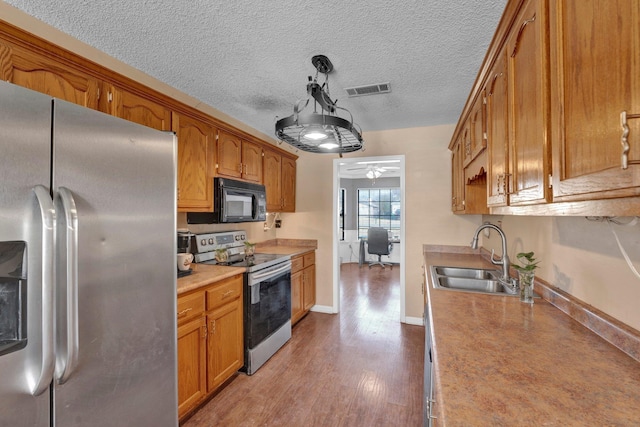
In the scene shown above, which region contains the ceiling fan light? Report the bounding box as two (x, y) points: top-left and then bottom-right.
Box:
(366, 170), (374, 179)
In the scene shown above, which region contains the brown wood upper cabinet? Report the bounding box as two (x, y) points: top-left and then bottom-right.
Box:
(0, 22), (299, 214)
(263, 148), (297, 212)
(101, 84), (172, 131)
(0, 40), (99, 109)
(451, 135), (466, 213)
(173, 112), (216, 212)
(505, 0), (550, 206)
(454, 0), (640, 215)
(485, 0), (550, 208)
(465, 92), (487, 168)
(217, 130), (262, 183)
(549, 0), (640, 202)
(281, 156), (296, 212)
(486, 49), (509, 207)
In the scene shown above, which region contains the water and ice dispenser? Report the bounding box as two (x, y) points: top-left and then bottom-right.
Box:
(0, 241), (27, 356)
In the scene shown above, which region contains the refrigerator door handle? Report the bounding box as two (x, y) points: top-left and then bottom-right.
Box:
(55, 187), (79, 384)
(31, 185), (55, 396)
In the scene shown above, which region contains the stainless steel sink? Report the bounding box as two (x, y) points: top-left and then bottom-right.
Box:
(430, 265), (530, 296)
(433, 266), (499, 280)
(436, 276), (505, 293)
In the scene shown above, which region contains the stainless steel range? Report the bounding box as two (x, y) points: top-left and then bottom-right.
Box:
(191, 230), (292, 375)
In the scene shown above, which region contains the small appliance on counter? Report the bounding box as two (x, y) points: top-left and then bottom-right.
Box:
(177, 229), (193, 278)
(191, 230), (292, 374)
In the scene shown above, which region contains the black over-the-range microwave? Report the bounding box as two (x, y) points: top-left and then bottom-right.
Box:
(187, 177), (267, 224)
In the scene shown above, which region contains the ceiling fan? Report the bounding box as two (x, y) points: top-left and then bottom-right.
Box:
(346, 164), (399, 179)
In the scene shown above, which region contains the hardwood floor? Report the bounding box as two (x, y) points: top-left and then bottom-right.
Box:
(183, 263), (425, 426)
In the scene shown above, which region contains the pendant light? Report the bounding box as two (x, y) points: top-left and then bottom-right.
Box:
(275, 55), (364, 155)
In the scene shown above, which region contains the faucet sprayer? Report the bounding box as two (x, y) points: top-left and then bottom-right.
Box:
(470, 223), (516, 292)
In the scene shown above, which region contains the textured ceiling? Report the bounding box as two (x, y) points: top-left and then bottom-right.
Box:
(5, 0), (507, 145)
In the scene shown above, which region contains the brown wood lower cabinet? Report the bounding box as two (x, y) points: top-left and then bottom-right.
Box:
(177, 316), (206, 418)
(291, 251), (316, 325)
(177, 274), (243, 420)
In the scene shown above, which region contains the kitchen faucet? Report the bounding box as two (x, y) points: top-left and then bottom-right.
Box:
(471, 223), (518, 293)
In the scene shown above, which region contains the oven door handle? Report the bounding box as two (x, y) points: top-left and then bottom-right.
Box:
(250, 262), (291, 283)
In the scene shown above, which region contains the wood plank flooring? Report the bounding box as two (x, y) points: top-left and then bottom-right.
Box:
(183, 263), (425, 426)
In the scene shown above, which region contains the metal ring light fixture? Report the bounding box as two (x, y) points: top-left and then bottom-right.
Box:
(275, 55), (364, 155)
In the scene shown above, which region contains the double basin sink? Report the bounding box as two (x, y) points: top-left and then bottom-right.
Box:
(430, 265), (537, 297)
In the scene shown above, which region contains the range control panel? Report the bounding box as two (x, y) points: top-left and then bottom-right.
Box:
(190, 230), (247, 263)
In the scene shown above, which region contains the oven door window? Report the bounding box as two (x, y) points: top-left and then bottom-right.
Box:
(246, 271), (291, 349)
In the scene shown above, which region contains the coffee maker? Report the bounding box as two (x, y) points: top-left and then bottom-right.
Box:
(177, 229), (191, 254)
(177, 229), (193, 277)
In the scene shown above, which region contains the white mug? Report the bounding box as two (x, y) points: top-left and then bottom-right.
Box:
(177, 253), (194, 271)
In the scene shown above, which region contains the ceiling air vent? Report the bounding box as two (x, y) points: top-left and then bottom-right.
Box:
(345, 82), (391, 97)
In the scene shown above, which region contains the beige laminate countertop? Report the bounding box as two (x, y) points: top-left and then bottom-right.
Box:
(177, 240), (316, 295)
(177, 264), (245, 295)
(424, 247), (640, 426)
(255, 245), (314, 256)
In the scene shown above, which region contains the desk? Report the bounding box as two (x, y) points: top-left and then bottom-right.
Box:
(358, 238), (400, 267)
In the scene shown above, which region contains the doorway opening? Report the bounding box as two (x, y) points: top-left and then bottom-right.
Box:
(332, 155), (406, 321)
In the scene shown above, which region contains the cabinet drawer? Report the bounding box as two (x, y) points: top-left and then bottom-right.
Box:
(206, 275), (243, 311)
(291, 255), (304, 273)
(177, 291), (205, 325)
(303, 251), (315, 267)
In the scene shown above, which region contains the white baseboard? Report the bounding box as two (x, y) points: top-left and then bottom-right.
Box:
(403, 316), (424, 326)
(309, 305), (334, 314)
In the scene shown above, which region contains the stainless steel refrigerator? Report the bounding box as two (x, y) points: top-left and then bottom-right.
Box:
(0, 81), (178, 426)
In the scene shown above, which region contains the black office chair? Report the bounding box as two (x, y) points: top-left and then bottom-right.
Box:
(367, 227), (393, 269)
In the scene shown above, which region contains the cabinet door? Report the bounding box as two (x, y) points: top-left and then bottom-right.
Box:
(263, 149), (283, 211)
(291, 270), (304, 325)
(303, 264), (316, 312)
(281, 156), (297, 212)
(173, 112), (216, 212)
(241, 140), (263, 183)
(104, 85), (171, 131)
(486, 51), (510, 207)
(217, 130), (243, 178)
(550, 0), (640, 201)
(507, 0), (550, 205)
(177, 316), (207, 419)
(0, 42), (99, 109)
(465, 94), (486, 167)
(206, 299), (243, 392)
(451, 138), (465, 212)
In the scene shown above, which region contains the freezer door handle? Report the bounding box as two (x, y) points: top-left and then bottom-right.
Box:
(54, 187), (79, 384)
(31, 185), (55, 396)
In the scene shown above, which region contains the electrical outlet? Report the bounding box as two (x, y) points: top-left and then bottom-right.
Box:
(275, 219), (282, 228)
(483, 221), (491, 237)
(263, 222), (268, 231)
